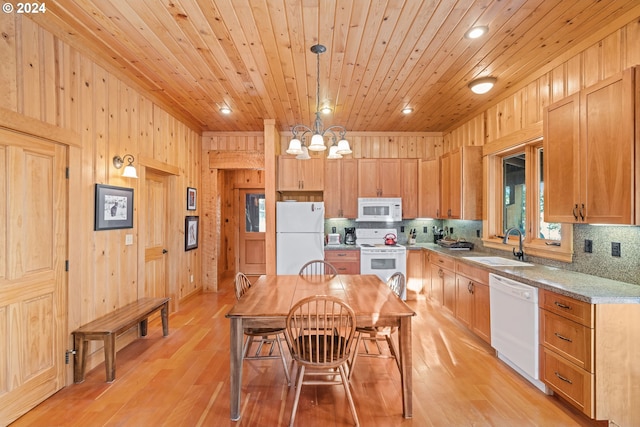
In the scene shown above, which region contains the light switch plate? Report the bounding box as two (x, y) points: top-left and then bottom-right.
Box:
(125, 234), (133, 245)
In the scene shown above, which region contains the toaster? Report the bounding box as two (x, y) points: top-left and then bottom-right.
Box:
(326, 233), (341, 245)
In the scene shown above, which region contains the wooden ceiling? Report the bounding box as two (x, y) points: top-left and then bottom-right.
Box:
(34, 0), (640, 133)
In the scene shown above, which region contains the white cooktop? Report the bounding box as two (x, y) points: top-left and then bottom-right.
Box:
(355, 228), (404, 249)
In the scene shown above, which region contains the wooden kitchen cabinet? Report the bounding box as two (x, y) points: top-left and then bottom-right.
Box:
(544, 67), (637, 224)
(539, 289), (640, 425)
(324, 159), (358, 218)
(419, 158), (439, 218)
(357, 158), (402, 198)
(439, 146), (482, 219)
(429, 252), (455, 313)
(324, 250), (360, 274)
(401, 159), (419, 218)
(278, 155), (324, 191)
(455, 261), (490, 344)
(405, 249), (423, 299)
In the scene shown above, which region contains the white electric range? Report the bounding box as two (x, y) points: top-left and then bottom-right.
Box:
(355, 228), (407, 299)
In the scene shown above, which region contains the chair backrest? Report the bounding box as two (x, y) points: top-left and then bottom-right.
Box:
(234, 272), (252, 300)
(298, 260), (338, 278)
(285, 295), (356, 368)
(387, 272), (406, 298)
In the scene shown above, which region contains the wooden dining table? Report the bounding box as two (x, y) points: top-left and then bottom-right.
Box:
(226, 274), (416, 421)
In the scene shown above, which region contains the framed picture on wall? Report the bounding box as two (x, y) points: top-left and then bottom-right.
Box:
(187, 187), (197, 210)
(185, 216), (199, 251)
(94, 184), (134, 230)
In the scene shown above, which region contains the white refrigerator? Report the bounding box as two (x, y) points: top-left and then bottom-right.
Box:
(276, 202), (325, 275)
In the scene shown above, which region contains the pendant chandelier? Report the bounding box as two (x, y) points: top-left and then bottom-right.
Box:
(286, 44), (351, 160)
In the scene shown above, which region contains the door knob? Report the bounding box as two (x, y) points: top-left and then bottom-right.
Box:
(162, 249), (168, 254)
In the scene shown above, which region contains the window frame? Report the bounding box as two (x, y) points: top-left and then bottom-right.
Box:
(483, 137), (573, 262)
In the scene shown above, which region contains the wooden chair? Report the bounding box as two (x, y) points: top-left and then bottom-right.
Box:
(284, 295), (359, 427)
(348, 272), (405, 379)
(234, 272), (291, 386)
(298, 260), (338, 278)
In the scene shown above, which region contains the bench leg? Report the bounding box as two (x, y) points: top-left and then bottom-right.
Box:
(161, 302), (169, 337)
(140, 319), (148, 336)
(104, 333), (116, 382)
(73, 334), (87, 383)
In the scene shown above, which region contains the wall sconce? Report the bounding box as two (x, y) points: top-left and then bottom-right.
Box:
(468, 77), (497, 94)
(113, 154), (138, 178)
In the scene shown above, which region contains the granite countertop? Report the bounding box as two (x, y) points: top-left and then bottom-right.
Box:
(324, 244), (360, 250)
(413, 243), (640, 304)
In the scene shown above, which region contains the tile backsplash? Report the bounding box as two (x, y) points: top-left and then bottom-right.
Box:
(324, 218), (640, 286)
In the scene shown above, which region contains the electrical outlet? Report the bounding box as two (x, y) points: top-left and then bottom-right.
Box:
(190, 274), (194, 283)
(611, 242), (621, 257)
(476, 229), (481, 238)
(423, 226), (428, 233)
(125, 234), (133, 246)
(449, 227), (454, 234)
(331, 226), (336, 233)
(400, 226), (405, 232)
(584, 239), (592, 253)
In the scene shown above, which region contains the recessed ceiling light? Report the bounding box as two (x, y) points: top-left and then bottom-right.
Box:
(465, 25), (489, 39)
(468, 77), (497, 94)
(220, 106), (232, 114)
(320, 106), (333, 115)
(401, 107), (413, 114)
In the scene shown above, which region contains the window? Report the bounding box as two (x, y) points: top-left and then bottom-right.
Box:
(484, 139), (572, 262)
(245, 193), (265, 232)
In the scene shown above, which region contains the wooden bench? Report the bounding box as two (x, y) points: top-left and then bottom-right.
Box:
(73, 297), (170, 383)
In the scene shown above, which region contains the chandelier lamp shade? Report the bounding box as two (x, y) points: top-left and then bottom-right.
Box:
(286, 44), (351, 159)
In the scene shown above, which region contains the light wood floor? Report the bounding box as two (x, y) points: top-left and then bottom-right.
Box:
(11, 277), (600, 427)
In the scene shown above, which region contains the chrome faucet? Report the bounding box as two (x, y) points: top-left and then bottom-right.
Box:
(503, 227), (524, 261)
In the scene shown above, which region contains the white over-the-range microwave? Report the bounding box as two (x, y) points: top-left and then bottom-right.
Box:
(356, 197), (402, 222)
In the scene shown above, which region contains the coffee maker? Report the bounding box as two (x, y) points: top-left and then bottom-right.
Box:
(344, 227), (356, 245)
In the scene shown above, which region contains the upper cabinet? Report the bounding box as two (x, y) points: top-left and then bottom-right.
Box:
(324, 159), (358, 218)
(419, 158), (439, 219)
(278, 155), (324, 191)
(544, 67), (637, 224)
(357, 159), (402, 198)
(401, 159), (419, 219)
(439, 146), (482, 220)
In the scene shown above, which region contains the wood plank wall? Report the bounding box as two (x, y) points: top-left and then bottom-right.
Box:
(0, 14), (201, 376)
(447, 17), (640, 148)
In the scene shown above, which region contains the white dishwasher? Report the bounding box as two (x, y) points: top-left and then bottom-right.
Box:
(489, 273), (549, 393)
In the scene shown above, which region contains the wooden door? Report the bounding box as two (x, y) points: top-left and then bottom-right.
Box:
(472, 282), (491, 344)
(544, 93), (580, 223)
(581, 69), (634, 224)
(300, 157), (324, 190)
(357, 159), (380, 197)
(340, 159), (358, 218)
(324, 160), (342, 217)
(419, 159), (439, 218)
(238, 190), (266, 275)
(449, 149), (462, 219)
(0, 130), (67, 425)
(401, 159), (418, 218)
(378, 159), (402, 197)
(144, 171), (168, 299)
(455, 275), (473, 329)
(277, 156), (299, 191)
(439, 153), (451, 218)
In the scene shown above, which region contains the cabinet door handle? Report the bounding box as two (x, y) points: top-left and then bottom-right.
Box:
(554, 301), (572, 310)
(468, 281), (474, 294)
(337, 253), (347, 257)
(554, 332), (573, 342)
(438, 268), (444, 278)
(554, 372), (573, 384)
(572, 204), (579, 220)
(579, 203), (585, 221)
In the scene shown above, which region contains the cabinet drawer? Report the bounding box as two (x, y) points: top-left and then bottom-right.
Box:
(541, 347), (594, 417)
(540, 289), (593, 327)
(430, 253), (455, 271)
(455, 261), (488, 284)
(540, 309), (593, 371)
(331, 262), (360, 274)
(325, 251), (360, 262)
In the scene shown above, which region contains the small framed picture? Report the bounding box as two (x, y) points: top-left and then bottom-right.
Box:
(187, 187), (197, 211)
(185, 216), (199, 251)
(95, 184), (134, 230)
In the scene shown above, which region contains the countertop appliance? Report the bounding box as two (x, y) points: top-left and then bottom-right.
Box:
(344, 227), (356, 245)
(356, 228), (406, 299)
(356, 197), (402, 222)
(326, 233), (341, 245)
(489, 273), (548, 393)
(276, 202), (324, 275)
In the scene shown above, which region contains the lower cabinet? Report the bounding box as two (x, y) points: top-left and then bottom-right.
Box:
(454, 261), (490, 344)
(405, 249), (423, 299)
(539, 289), (640, 425)
(324, 250), (360, 274)
(429, 252), (455, 314)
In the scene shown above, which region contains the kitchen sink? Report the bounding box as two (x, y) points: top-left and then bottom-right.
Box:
(461, 256), (533, 267)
